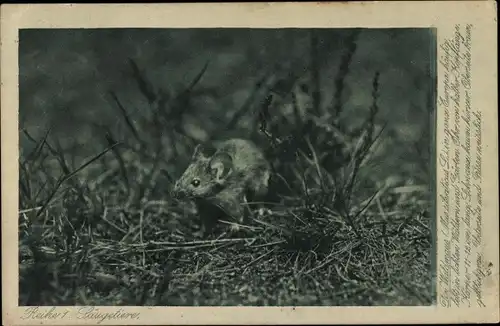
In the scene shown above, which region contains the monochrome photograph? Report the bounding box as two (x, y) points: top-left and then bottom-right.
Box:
(18, 27), (435, 306)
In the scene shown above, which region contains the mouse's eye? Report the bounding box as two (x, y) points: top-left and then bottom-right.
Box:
(191, 179), (200, 187)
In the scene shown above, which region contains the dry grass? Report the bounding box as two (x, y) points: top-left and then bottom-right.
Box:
(19, 35), (434, 306)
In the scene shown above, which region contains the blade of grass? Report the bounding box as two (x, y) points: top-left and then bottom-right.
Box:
(175, 60), (210, 102)
(217, 70), (272, 140)
(50, 136), (71, 175)
(332, 29), (360, 118)
(108, 91), (145, 148)
(103, 128), (130, 194)
(310, 30), (321, 116)
(22, 128), (60, 161)
(35, 142), (121, 219)
(129, 58), (156, 104)
(24, 126), (53, 164)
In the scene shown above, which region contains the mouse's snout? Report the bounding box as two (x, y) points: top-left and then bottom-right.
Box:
(171, 183), (186, 199)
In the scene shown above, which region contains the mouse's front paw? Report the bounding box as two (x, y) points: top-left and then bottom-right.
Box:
(257, 207), (272, 217)
(229, 223), (241, 233)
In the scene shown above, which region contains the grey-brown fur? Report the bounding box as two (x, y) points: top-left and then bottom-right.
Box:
(172, 138), (271, 235)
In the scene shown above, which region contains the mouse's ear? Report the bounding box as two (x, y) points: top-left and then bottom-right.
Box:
(192, 143), (216, 160)
(209, 152), (233, 181)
